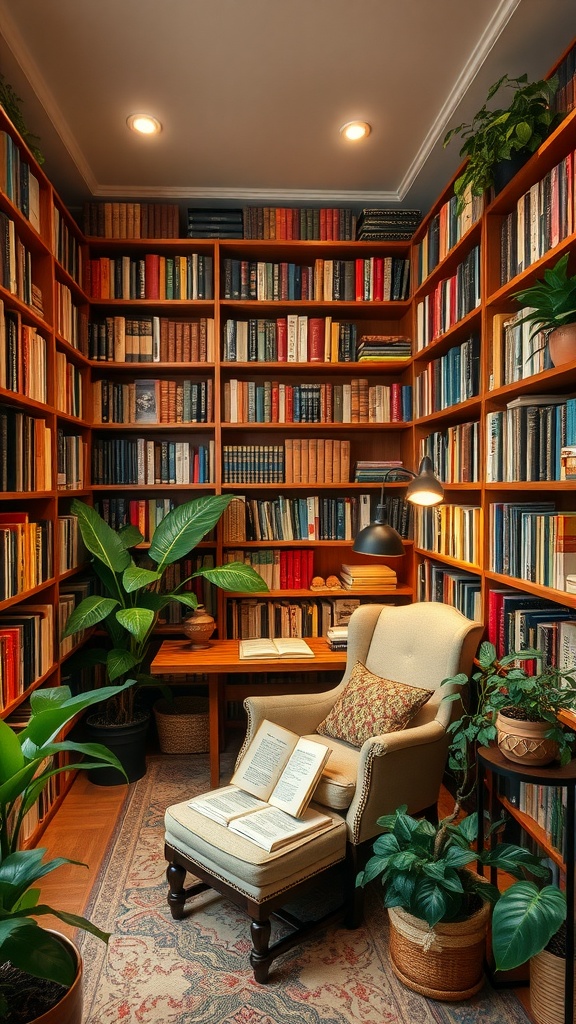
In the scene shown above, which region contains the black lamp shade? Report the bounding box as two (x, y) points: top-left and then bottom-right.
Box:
(352, 521), (405, 557)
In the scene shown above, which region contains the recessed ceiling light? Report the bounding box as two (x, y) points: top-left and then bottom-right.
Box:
(127, 114), (162, 136)
(340, 121), (371, 141)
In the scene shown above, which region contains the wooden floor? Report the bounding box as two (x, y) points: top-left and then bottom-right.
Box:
(37, 763), (534, 1020)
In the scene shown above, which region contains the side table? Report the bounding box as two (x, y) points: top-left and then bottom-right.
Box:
(477, 746), (576, 1024)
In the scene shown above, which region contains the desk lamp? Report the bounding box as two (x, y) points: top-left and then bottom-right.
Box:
(352, 456), (444, 557)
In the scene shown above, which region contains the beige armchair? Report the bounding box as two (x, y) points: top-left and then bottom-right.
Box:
(238, 602), (484, 847)
(164, 602), (483, 981)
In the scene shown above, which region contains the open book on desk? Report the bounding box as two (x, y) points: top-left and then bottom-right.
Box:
(239, 637), (314, 659)
(188, 719), (333, 850)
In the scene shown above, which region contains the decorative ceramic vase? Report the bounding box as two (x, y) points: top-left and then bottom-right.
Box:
(548, 323), (576, 367)
(182, 605), (216, 649)
(387, 893), (491, 1001)
(496, 710), (558, 766)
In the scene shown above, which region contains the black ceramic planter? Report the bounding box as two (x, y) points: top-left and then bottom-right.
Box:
(84, 714), (150, 785)
(492, 150), (530, 195)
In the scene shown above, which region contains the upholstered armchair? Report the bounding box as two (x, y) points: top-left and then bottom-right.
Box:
(237, 602), (484, 848)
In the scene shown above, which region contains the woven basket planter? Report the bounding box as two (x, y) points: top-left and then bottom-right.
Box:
(154, 697), (210, 754)
(531, 948), (576, 1024)
(388, 898), (491, 1001)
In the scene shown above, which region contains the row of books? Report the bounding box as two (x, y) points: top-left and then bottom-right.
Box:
(0, 210), (34, 308)
(222, 316), (360, 363)
(0, 130), (41, 233)
(225, 596), (361, 640)
(415, 246), (481, 349)
(489, 503), (576, 592)
(223, 548), (314, 591)
(94, 497), (176, 542)
(0, 515), (53, 602)
(93, 378), (214, 424)
(88, 315), (215, 363)
(489, 309), (552, 391)
(221, 256), (410, 302)
(487, 587), (576, 666)
(498, 776), (568, 859)
(0, 301), (47, 402)
(417, 504), (481, 566)
(242, 206), (358, 240)
(339, 563), (397, 591)
(413, 333), (480, 417)
(222, 379), (412, 424)
(53, 206), (82, 282)
(414, 190), (483, 285)
(233, 494), (374, 543)
(55, 352), (83, 419)
(417, 559), (481, 622)
(56, 280), (85, 350)
(57, 431), (86, 490)
(0, 407), (52, 492)
(0, 604), (53, 709)
(284, 438), (350, 484)
(486, 394), (576, 483)
(58, 514), (87, 573)
(92, 438), (215, 485)
(222, 444), (284, 484)
(419, 420), (480, 484)
(352, 459), (403, 482)
(499, 150), (575, 285)
(83, 201), (180, 238)
(355, 208), (421, 241)
(84, 253), (214, 300)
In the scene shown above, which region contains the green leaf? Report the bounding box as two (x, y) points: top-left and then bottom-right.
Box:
(0, 718), (25, 784)
(0, 921), (77, 986)
(171, 592), (199, 609)
(116, 607), (155, 642)
(122, 563), (162, 593)
(107, 648), (138, 682)
(492, 882), (566, 971)
(71, 499), (131, 574)
(148, 495), (233, 569)
(16, 680), (136, 756)
(197, 562), (268, 593)
(61, 596), (119, 638)
(119, 523), (144, 548)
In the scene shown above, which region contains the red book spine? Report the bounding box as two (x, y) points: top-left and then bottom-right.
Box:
(373, 258), (384, 301)
(390, 383), (402, 422)
(271, 382), (279, 423)
(293, 549), (302, 589)
(145, 253), (160, 299)
(306, 549), (314, 588)
(355, 259), (364, 301)
(308, 318), (325, 361)
(276, 317), (288, 361)
(286, 386), (294, 422)
(280, 550), (288, 589)
(320, 208), (327, 240)
(286, 549), (294, 587)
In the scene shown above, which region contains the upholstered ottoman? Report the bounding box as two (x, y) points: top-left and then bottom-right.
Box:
(164, 799), (349, 982)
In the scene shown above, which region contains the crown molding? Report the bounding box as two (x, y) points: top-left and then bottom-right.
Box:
(91, 184), (403, 203)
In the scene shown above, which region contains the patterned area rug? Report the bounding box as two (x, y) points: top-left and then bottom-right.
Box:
(80, 754), (530, 1024)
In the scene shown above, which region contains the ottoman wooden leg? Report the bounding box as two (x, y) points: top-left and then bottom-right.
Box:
(166, 859), (211, 920)
(249, 919), (272, 983)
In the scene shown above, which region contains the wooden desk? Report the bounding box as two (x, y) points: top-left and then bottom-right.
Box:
(150, 638), (347, 786)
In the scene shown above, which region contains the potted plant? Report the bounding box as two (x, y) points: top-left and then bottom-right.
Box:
(441, 641), (576, 804)
(357, 804), (566, 1001)
(0, 678), (135, 1023)
(62, 495), (266, 784)
(443, 73), (562, 213)
(512, 252), (576, 366)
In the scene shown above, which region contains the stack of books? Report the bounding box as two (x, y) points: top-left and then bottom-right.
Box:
(187, 208), (243, 238)
(339, 564), (398, 591)
(356, 335), (412, 361)
(326, 625), (349, 651)
(353, 460), (403, 483)
(356, 208), (421, 241)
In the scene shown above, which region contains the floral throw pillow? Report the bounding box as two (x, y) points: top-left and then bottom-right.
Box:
(316, 661), (434, 747)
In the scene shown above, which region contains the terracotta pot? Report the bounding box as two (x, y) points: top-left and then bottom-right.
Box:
(30, 931), (82, 1024)
(548, 323), (576, 367)
(496, 710), (558, 766)
(182, 605), (216, 649)
(387, 897), (491, 1001)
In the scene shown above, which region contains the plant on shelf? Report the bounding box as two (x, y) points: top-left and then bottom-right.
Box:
(443, 73), (562, 213)
(512, 252), (576, 366)
(441, 640), (576, 803)
(357, 805), (566, 999)
(0, 678), (135, 1022)
(62, 496), (267, 728)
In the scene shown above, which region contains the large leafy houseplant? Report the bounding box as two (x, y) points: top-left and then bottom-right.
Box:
(0, 679), (135, 1018)
(62, 496), (266, 725)
(512, 253), (576, 336)
(357, 805), (566, 973)
(443, 73), (562, 213)
(441, 640), (576, 803)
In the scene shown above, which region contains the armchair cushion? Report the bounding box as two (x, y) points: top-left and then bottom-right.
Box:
(316, 660), (434, 747)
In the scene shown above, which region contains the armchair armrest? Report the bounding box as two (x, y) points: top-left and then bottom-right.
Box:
(237, 687), (344, 767)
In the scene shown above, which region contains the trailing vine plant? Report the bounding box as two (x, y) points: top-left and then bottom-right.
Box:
(0, 73), (44, 164)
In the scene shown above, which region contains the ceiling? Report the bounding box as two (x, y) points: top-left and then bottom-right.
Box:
(0, 0), (574, 221)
